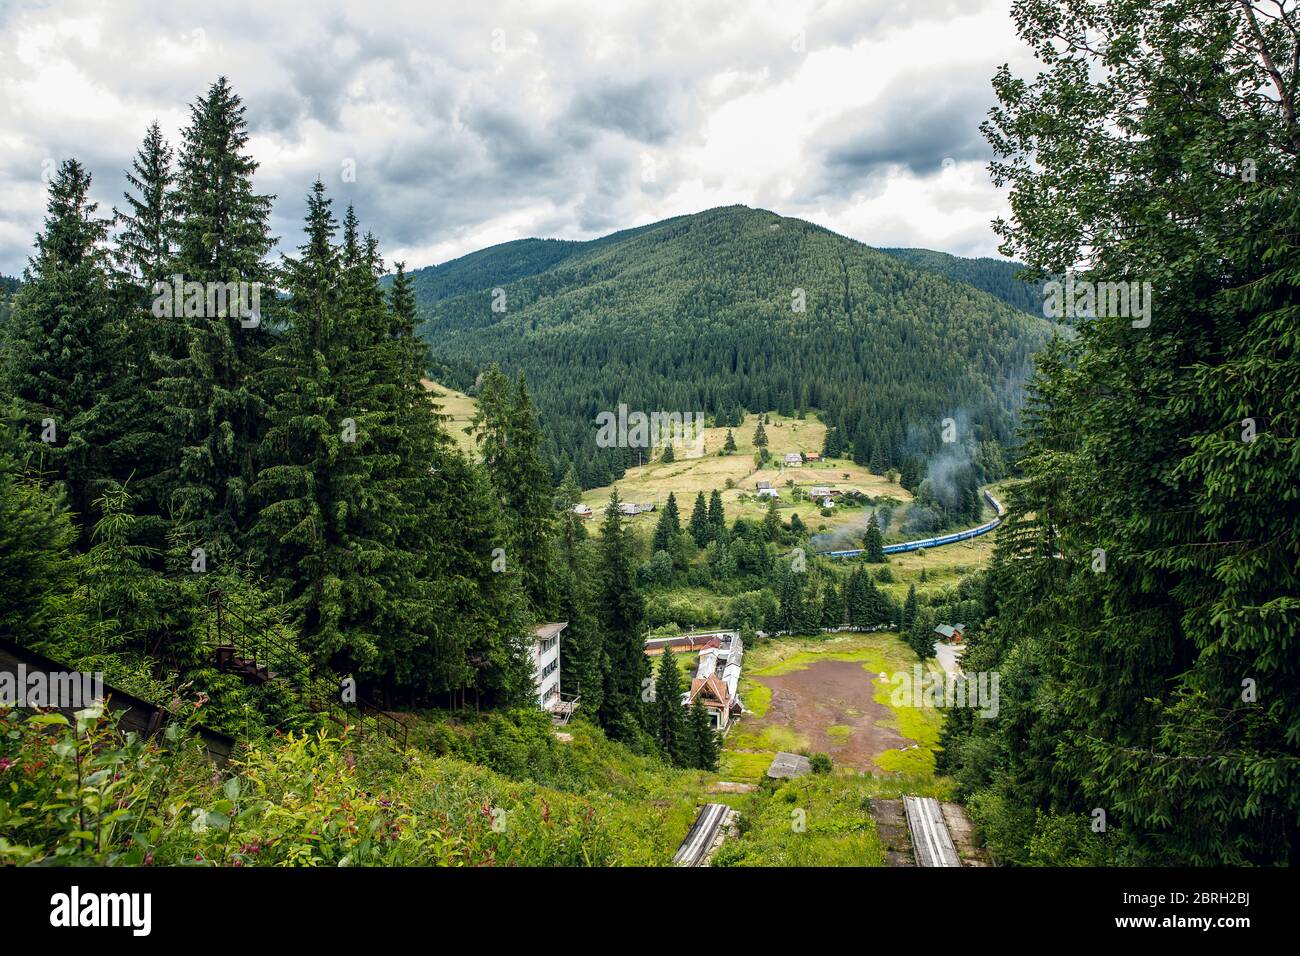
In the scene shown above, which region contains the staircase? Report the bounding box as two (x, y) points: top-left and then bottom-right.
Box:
(206, 589), (408, 750)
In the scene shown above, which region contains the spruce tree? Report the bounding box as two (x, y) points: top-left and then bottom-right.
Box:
(653, 647), (686, 763)
(775, 570), (804, 634)
(707, 489), (727, 541)
(555, 491), (601, 715)
(723, 429), (737, 453)
(845, 568), (869, 627)
(753, 420), (768, 448)
(688, 491), (710, 547)
(863, 512), (885, 562)
(762, 498), (782, 542)
(0, 418), (82, 647)
(651, 491), (681, 554)
(114, 122), (175, 286)
(820, 578), (845, 628)
(689, 696), (719, 771)
(596, 489), (647, 739)
(251, 182), (370, 668)
(3, 160), (136, 547)
(471, 364), (557, 616)
(902, 583), (918, 632)
(112, 123), (182, 530)
(163, 77), (276, 561)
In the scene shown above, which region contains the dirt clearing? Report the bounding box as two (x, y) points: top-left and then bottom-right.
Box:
(750, 659), (913, 771)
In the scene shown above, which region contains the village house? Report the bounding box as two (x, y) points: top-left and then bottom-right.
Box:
(755, 479), (773, 490)
(644, 630), (745, 732)
(571, 503), (593, 519)
(934, 624), (967, 643)
(783, 452), (803, 467)
(618, 502), (642, 516)
(805, 452), (821, 462)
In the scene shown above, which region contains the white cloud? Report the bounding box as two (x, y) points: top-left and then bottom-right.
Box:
(0, 0), (1034, 275)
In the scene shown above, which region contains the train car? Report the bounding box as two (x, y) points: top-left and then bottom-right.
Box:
(818, 489), (1006, 559)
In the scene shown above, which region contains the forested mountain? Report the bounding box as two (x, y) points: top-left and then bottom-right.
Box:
(878, 247), (1045, 315)
(414, 206), (1054, 487)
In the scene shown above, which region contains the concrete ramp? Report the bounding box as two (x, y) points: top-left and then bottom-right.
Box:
(673, 803), (730, 867)
(903, 795), (961, 867)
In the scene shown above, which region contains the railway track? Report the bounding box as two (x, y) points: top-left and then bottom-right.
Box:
(673, 802), (730, 866)
(903, 795), (962, 867)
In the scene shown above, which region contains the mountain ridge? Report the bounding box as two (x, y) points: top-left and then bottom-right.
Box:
(412, 205), (1053, 487)
(399, 206), (1042, 314)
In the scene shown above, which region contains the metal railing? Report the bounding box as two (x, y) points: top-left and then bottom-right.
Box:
(206, 589), (408, 750)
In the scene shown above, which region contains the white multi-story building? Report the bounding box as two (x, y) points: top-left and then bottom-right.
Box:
(529, 622), (567, 711)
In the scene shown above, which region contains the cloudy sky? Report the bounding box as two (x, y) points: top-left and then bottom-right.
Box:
(0, 0), (1040, 277)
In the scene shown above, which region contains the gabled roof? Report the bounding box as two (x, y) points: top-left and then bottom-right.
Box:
(688, 674), (730, 708)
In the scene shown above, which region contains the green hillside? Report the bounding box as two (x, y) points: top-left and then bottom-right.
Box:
(414, 206), (1054, 487)
(878, 247), (1046, 316)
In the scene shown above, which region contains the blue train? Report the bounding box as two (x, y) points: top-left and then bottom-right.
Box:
(818, 491), (1005, 559)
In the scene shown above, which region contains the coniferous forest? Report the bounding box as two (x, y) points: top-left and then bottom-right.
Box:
(0, 0), (1296, 917)
(0, 80), (542, 709)
(412, 205), (1055, 488)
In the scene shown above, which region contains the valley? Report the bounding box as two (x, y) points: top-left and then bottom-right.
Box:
(1, 0), (1293, 909)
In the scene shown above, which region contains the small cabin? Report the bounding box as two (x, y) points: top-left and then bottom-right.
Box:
(933, 623), (966, 643)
